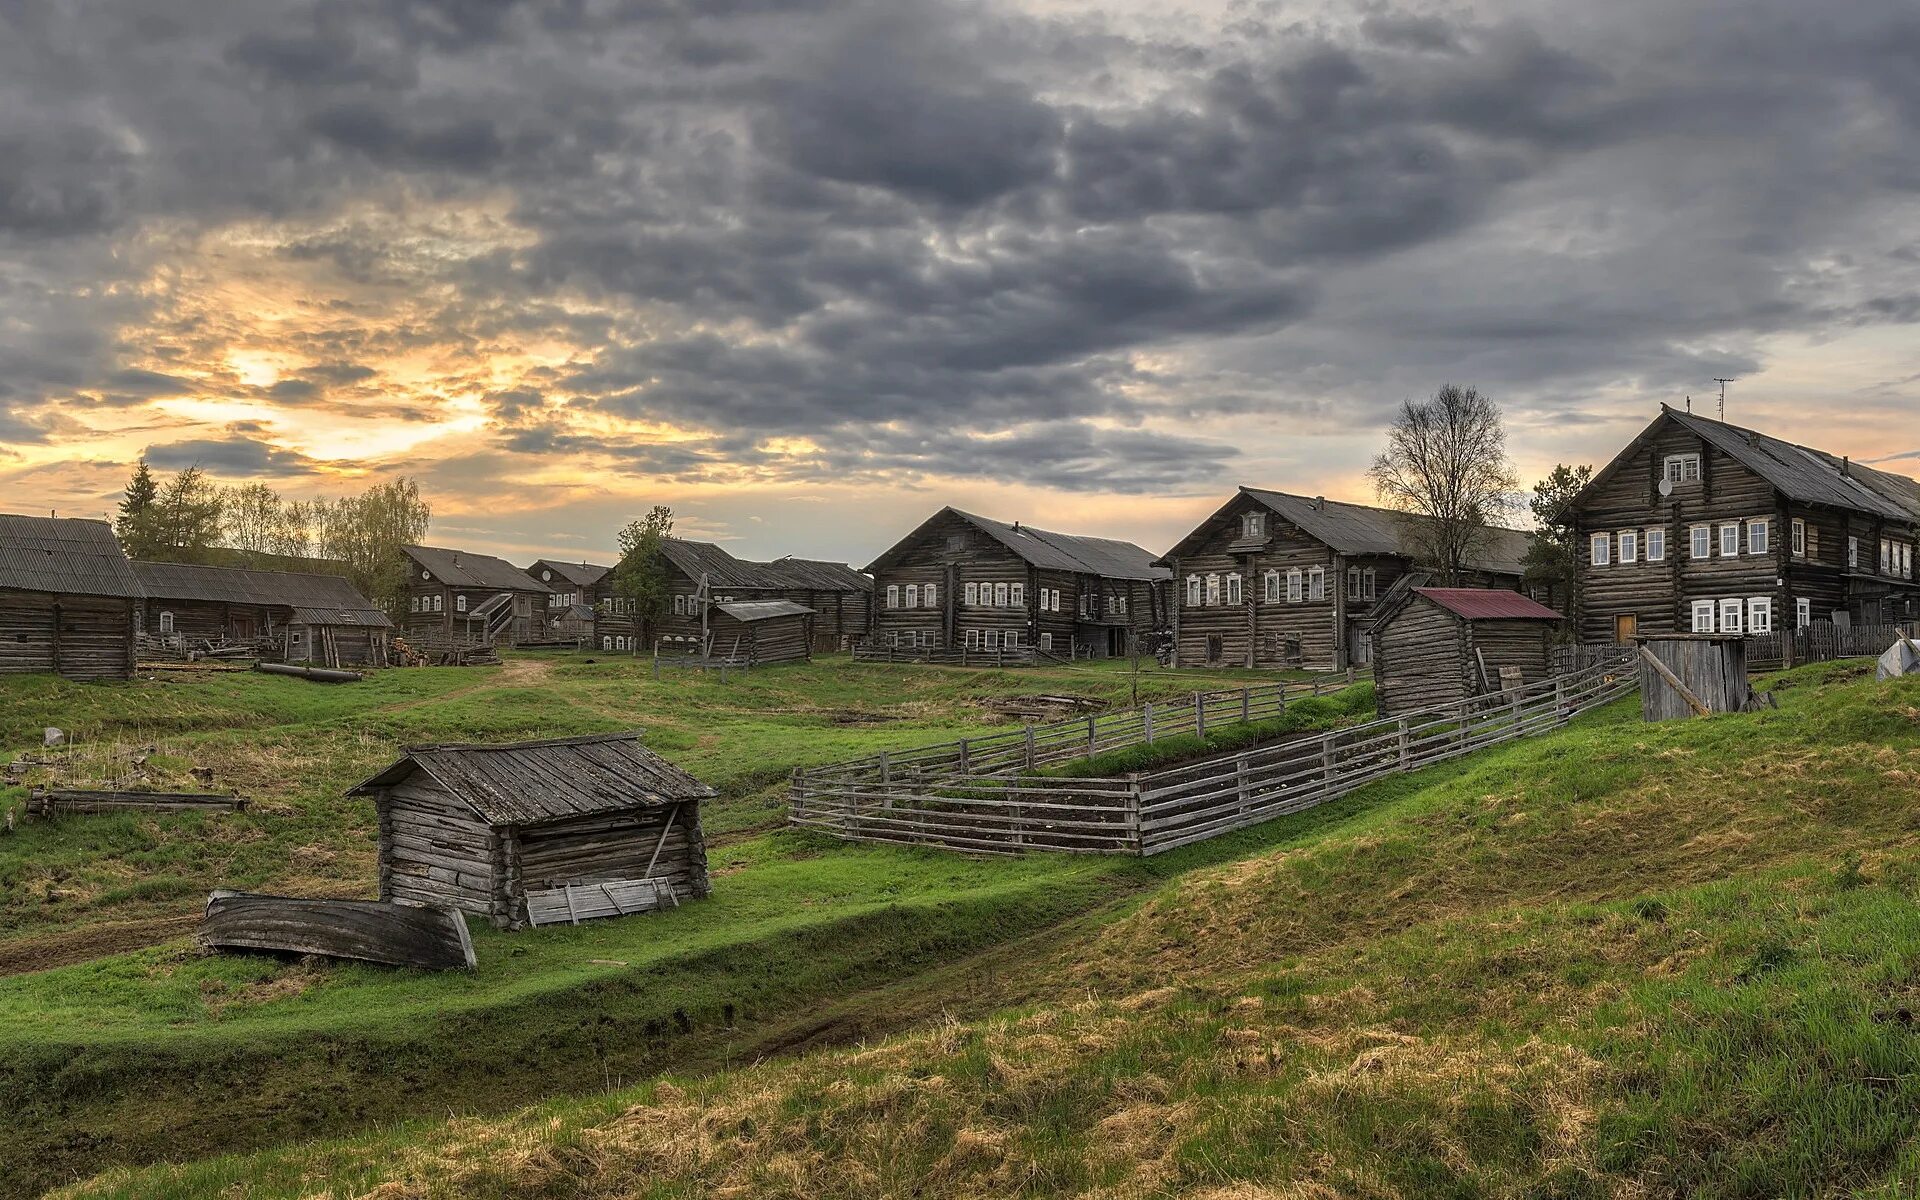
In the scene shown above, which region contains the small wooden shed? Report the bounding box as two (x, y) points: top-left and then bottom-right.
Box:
(1635, 634), (1756, 722)
(350, 732), (714, 929)
(708, 599), (815, 665)
(1371, 587), (1564, 717)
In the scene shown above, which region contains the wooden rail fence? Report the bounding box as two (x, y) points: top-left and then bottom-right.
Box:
(791, 657), (1636, 856)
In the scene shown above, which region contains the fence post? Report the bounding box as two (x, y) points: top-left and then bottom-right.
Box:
(1127, 775), (1144, 856)
(1024, 725), (1036, 772)
(1143, 702), (1155, 743)
(1087, 713), (1097, 756)
(957, 738), (970, 774)
(1236, 753), (1250, 818)
(1397, 717), (1409, 769)
(1276, 680), (1287, 709)
(1241, 687), (1251, 723)
(1194, 692), (1206, 739)
(1321, 732), (1336, 795)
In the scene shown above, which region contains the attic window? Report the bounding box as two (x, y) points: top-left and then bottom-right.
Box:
(1664, 454), (1701, 483)
(420, 569), (432, 581)
(1242, 512), (1265, 538)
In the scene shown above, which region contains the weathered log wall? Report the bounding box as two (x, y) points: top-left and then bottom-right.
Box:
(0, 590), (135, 681)
(377, 777), (501, 920)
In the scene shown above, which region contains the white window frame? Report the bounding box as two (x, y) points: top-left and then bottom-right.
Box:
(1362, 567), (1377, 601)
(1347, 566), (1361, 597)
(1225, 573), (1242, 605)
(1308, 566), (1326, 602)
(602, 636), (612, 650)
(1691, 599), (1717, 633)
(1691, 525), (1711, 560)
(409, 597), (420, 613)
(1720, 523), (1740, 557)
(1719, 598), (1744, 635)
(1205, 574), (1221, 606)
(1849, 536), (1860, 569)
(1747, 519), (1769, 557)
(455, 594), (468, 613)
(1242, 511), (1264, 538)
(1792, 518), (1806, 558)
(1005, 630), (1020, 650)
(1646, 528), (1666, 562)
(984, 629), (1001, 651)
(1287, 568), (1304, 604)
(1591, 532), (1611, 566)
(988, 582), (1004, 607)
(885, 585), (899, 610)
(964, 629), (979, 650)
(924, 583), (938, 608)
(1618, 530), (1638, 564)
(965, 582), (979, 606)
(905, 584), (919, 610)
(1747, 597), (1773, 634)
(1186, 576), (1202, 606)
(1262, 570), (1279, 602)
(158, 610), (175, 634)
(1010, 582), (1025, 608)
(1040, 632), (1052, 651)
(433, 594), (443, 612)
(1665, 453), (1702, 483)
(1795, 597), (1812, 628)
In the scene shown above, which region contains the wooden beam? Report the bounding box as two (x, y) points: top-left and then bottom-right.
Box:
(1637, 644), (1711, 718)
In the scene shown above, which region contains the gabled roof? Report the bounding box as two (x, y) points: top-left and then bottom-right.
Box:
(1604, 407), (1920, 523)
(134, 561), (390, 626)
(757, 556), (874, 592)
(348, 731), (715, 826)
(715, 598), (815, 622)
(1413, 588), (1563, 621)
(403, 545), (551, 592)
(658, 538), (786, 590)
(868, 508), (1169, 581)
(528, 559), (611, 589)
(1164, 489), (1533, 577)
(0, 514), (144, 599)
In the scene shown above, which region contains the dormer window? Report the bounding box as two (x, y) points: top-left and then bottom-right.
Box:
(1664, 454), (1702, 484)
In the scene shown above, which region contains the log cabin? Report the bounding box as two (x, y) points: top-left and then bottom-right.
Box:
(1159, 489), (1534, 672)
(0, 513), (142, 681)
(756, 557), (874, 652)
(1370, 587), (1563, 717)
(700, 599), (816, 664)
(352, 731), (714, 929)
(865, 508), (1169, 660)
(527, 559), (611, 645)
(131, 561), (392, 666)
(1568, 406), (1920, 645)
(639, 537), (787, 650)
(401, 545), (552, 649)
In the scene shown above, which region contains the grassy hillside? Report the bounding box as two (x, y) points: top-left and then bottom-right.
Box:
(65, 661), (1920, 1199)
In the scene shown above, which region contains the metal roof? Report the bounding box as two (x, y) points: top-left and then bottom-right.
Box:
(349, 731), (715, 826)
(714, 598), (815, 622)
(403, 545), (552, 592)
(528, 559), (611, 589)
(1663, 409), (1920, 522)
(870, 508), (1168, 581)
(756, 556), (874, 592)
(1413, 588), (1563, 621)
(658, 538), (786, 589)
(1234, 489), (1534, 577)
(134, 561), (390, 625)
(0, 514), (144, 599)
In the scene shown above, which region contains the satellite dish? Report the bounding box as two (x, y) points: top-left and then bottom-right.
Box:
(1658, 477), (1674, 498)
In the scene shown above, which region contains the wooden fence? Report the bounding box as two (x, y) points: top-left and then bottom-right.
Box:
(1744, 622), (1909, 670)
(851, 641), (1042, 667)
(791, 658), (1636, 857)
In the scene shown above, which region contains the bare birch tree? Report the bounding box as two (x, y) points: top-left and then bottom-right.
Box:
(1368, 385), (1519, 585)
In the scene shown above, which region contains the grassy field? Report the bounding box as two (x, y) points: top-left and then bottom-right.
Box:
(0, 652), (1356, 1195)
(61, 661), (1920, 1199)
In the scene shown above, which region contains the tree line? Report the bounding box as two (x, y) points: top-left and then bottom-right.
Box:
(115, 459), (431, 614)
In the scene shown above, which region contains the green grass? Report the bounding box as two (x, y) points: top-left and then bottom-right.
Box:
(58, 660), (1920, 1199)
(1036, 682), (1376, 777)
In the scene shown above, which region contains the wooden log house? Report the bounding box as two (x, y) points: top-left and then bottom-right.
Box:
(645, 537), (789, 655)
(401, 545), (552, 649)
(756, 557), (874, 651)
(701, 599), (816, 664)
(864, 507), (1170, 660)
(527, 559), (611, 646)
(0, 513), (142, 681)
(1568, 406), (1920, 645)
(351, 731), (715, 929)
(131, 560), (392, 666)
(1370, 587), (1564, 717)
(1158, 489), (1534, 672)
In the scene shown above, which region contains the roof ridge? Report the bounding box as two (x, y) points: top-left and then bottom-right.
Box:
(404, 730), (642, 753)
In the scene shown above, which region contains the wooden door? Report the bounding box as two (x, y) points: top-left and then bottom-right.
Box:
(1614, 613), (1638, 644)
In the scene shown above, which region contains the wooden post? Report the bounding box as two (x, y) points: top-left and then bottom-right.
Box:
(1321, 732), (1336, 793)
(1636, 644), (1711, 718)
(1024, 726), (1036, 772)
(1236, 754), (1250, 817)
(1127, 775), (1144, 855)
(1087, 713), (1097, 756)
(1241, 687), (1251, 723)
(1397, 718), (1410, 768)
(957, 739), (970, 774)
(1143, 703), (1155, 743)
(1194, 692), (1206, 739)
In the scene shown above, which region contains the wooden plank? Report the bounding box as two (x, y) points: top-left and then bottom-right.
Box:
(1637, 644), (1711, 718)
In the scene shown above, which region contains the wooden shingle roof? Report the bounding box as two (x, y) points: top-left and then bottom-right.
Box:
(349, 732), (715, 826)
(134, 561), (390, 626)
(403, 545), (551, 592)
(658, 538), (785, 589)
(529, 559), (612, 588)
(0, 514), (144, 599)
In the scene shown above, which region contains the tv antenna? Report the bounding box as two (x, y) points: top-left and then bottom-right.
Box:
(1712, 378), (1734, 420)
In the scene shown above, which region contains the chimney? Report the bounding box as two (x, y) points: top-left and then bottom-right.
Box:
(1013, 521), (1021, 532)
(1314, 496), (1325, 511)
(1842, 456), (1851, 478)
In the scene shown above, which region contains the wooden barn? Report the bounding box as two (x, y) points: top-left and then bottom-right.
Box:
(1371, 588), (1564, 717)
(401, 545), (551, 649)
(132, 561), (392, 665)
(0, 514), (141, 681)
(351, 732), (714, 929)
(865, 507), (1169, 660)
(757, 557), (874, 651)
(1568, 405), (1920, 646)
(1159, 488), (1535, 673)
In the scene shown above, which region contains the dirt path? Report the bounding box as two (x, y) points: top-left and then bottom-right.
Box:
(0, 913), (200, 977)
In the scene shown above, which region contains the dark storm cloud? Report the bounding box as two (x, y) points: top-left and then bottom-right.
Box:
(4, 0), (1920, 491)
(145, 435), (323, 475)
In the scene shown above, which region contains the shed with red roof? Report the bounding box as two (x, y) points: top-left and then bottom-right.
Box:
(1370, 587), (1565, 717)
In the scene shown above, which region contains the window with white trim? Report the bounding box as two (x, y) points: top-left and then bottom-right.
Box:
(1691, 525), (1711, 559)
(1287, 568), (1304, 603)
(885, 585), (898, 609)
(1747, 519), (1769, 557)
(1849, 536), (1860, 568)
(1010, 582), (1024, 608)
(1205, 574), (1220, 605)
(1591, 532), (1611, 566)
(433, 595), (443, 611)
(602, 636), (612, 650)
(1225, 573), (1243, 605)
(905, 584), (919, 609)
(1005, 630), (1020, 650)
(965, 581), (979, 606)
(984, 629), (1001, 650)
(158, 611), (175, 635)
(1720, 523), (1740, 557)
(409, 597), (420, 613)
(1792, 518), (1806, 557)
(1719, 598), (1743, 634)
(1242, 511), (1265, 538)
(1308, 566), (1326, 601)
(1347, 566), (1361, 598)
(1747, 597), (1773, 634)
(1362, 567), (1377, 601)
(1692, 599), (1716, 632)
(1796, 597), (1812, 628)
(1040, 632), (1052, 651)
(924, 583), (938, 608)
(992, 582), (1008, 607)
(455, 594), (468, 613)
(964, 629), (979, 650)
(1263, 570), (1280, 602)
(1619, 530), (1638, 564)
(1665, 454), (1702, 483)
(1186, 575), (1202, 606)
(1647, 528), (1666, 562)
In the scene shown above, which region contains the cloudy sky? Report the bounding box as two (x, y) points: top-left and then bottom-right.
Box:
(3, 0), (1919, 566)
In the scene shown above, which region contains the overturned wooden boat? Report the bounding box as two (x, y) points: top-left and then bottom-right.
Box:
(197, 890), (476, 970)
